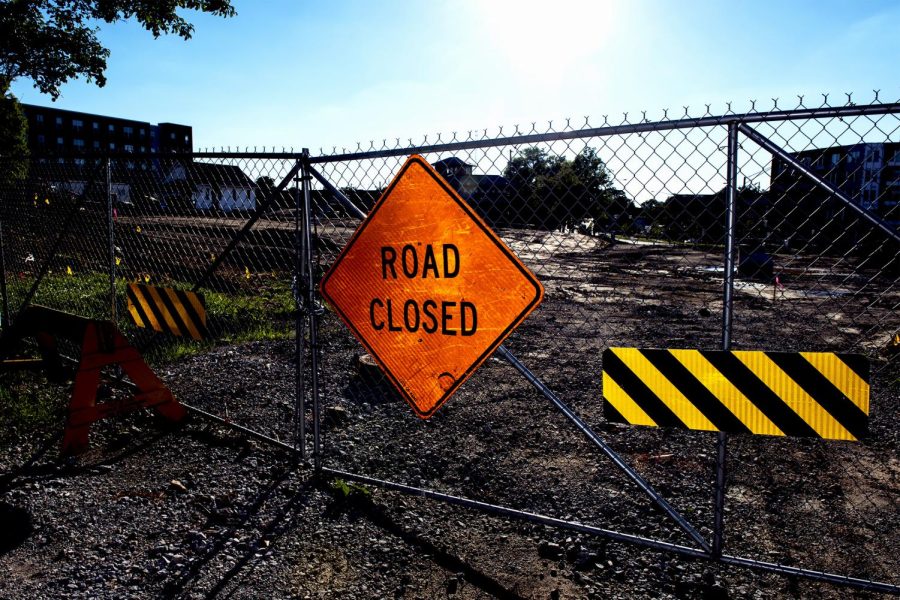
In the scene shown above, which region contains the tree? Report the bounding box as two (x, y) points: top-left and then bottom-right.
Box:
(0, 1), (235, 194)
(0, 0), (236, 100)
(503, 146), (631, 232)
(0, 76), (27, 184)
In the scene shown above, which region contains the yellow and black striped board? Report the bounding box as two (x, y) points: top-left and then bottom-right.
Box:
(602, 348), (869, 441)
(126, 283), (208, 340)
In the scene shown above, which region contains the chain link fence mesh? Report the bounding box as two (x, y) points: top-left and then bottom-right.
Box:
(0, 92), (897, 591)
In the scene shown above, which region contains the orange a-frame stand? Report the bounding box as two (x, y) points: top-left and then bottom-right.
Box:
(0, 305), (185, 455)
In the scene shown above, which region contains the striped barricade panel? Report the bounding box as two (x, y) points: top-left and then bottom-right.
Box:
(602, 347), (869, 441)
(126, 283), (208, 340)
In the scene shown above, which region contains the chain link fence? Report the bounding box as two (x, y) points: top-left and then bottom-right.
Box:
(0, 92), (897, 593)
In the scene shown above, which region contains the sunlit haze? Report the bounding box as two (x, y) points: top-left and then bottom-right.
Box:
(10, 0), (900, 153)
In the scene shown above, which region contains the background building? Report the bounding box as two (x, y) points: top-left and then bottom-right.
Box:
(770, 142), (900, 226)
(21, 104), (193, 159)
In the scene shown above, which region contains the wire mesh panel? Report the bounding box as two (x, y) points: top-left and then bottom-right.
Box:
(0, 152), (303, 444)
(0, 93), (897, 594)
(0, 158), (111, 321)
(307, 94), (899, 592)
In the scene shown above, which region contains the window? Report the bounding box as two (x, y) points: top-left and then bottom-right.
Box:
(75, 158), (85, 166)
(36, 114), (44, 123)
(73, 139), (85, 148)
(109, 142), (116, 150)
(139, 128), (145, 137)
(139, 146), (146, 153)
(93, 122), (99, 130)
(123, 126), (133, 138)
(108, 124), (115, 132)
(124, 144), (134, 153)
(73, 119), (83, 131)
(56, 137), (64, 145)
(170, 132), (176, 140)
(184, 135), (189, 144)
(93, 140), (100, 149)
(37, 134), (45, 145)
(55, 116), (63, 126)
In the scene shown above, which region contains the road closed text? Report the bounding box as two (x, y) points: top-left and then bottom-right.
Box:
(370, 243), (477, 336)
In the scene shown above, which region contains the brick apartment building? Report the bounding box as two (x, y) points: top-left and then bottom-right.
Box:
(770, 142), (900, 227)
(21, 103), (192, 161)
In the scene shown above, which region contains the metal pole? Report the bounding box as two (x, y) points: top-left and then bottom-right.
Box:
(106, 158), (116, 324)
(307, 165), (367, 220)
(300, 150), (322, 471)
(495, 344), (712, 553)
(16, 160), (105, 319)
(293, 161), (306, 460)
(321, 466), (708, 557)
(320, 466), (898, 594)
(192, 160), (304, 292)
(303, 103), (900, 165)
(713, 122), (740, 558)
(738, 123), (900, 246)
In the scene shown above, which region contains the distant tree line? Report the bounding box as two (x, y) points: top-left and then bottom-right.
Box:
(490, 147), (631, 232)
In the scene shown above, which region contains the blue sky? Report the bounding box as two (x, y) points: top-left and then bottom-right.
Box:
(10, 0), (900, 153)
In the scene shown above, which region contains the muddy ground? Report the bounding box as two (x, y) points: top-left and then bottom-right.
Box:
(0, 228), (897, 599)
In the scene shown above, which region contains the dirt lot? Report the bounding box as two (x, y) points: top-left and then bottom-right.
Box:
(0, 227), (897, 598)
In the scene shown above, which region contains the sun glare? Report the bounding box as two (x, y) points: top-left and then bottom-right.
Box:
(472, 0), (619, 77)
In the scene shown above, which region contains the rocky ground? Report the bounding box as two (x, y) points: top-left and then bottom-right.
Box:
(0, 234), (898, 599)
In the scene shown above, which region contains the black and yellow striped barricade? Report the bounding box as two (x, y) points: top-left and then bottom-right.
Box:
(603, 347), (869, 441)
(126, 283), (208, 340)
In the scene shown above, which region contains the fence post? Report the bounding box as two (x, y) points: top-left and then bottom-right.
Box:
(293, 160), (307, 460)
(714, 121), (740, 557)
(300, 150), (322, 472)
(106, 157), (116, 324)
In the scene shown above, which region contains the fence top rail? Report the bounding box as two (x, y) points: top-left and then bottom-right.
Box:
(18, 101), (900, 164)
(181, 101), (900, 163)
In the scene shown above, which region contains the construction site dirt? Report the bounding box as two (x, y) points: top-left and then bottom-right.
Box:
(0, 227), (897, 599)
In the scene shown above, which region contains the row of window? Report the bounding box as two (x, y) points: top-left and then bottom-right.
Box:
(35, 134), (158, 153)
(34, 114), (154, 137)
(31, 115), (193, 144)
(791, 148), (900, 172)
(38, 157), (152, 171)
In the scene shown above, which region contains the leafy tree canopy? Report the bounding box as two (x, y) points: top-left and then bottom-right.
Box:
(503, 146), (631, 231)
(0, 77), (27, 182)
(0, 0), (236, 99)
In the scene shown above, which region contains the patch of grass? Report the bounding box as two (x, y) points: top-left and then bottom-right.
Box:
(6, 272), (297, 366)
(0, 373), (64, 439)
(329, 478), (372, 500)
(202, 279), (296, 344)
(11, 271), (114, 321)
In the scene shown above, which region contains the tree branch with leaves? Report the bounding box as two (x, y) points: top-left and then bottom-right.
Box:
(0, 0), (235, 99)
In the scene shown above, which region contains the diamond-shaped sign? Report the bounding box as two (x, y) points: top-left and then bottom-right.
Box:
(320, 155), (543, 418)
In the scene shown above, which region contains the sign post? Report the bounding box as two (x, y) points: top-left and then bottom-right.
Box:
(321, 155), (543, 417)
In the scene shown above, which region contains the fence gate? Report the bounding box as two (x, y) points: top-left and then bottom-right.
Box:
(300, 95), (900, 595)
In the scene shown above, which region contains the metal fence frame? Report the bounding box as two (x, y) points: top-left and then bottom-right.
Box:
(300, 101), (900, 595)
(1, 98), (898, 594)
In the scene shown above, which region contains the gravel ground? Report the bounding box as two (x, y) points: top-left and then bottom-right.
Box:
(0, 234), (897, 599)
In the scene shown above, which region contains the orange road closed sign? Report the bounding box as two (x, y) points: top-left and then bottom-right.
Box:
(320, 155), (543, 418)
